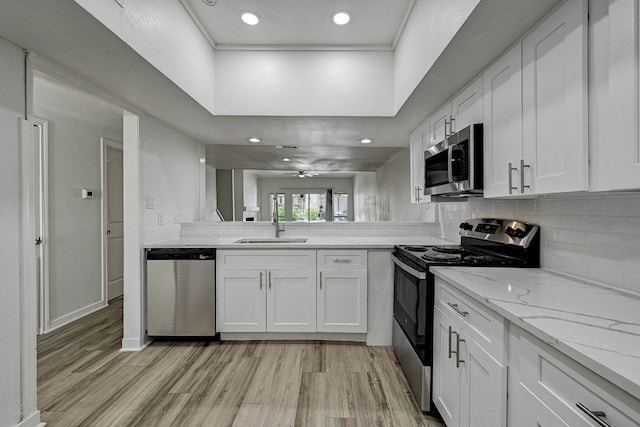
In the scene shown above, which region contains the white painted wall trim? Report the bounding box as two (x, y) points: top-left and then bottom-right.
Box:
(15, 411), (45, 427)
(101, 138), (123, 305)
(121, 112), (150, 352)
(221, 333), (366, 342)
(32, 117), (50, 335)
(47, 300), (108, 332)
(19, 117), (41, 427)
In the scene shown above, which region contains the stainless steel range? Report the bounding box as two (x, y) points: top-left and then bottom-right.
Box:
(391, 218), (540, 413)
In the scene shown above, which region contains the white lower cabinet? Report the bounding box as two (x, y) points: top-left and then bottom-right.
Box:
(317, 250), (367, 333)
(508, 325), (640, 427)
(216, 250), (316, 333)
(433, 279), (507, 427)
(217, 249), (367, 335)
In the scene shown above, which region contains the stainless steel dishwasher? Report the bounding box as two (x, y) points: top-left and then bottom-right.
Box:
(146, 248), (217, 338)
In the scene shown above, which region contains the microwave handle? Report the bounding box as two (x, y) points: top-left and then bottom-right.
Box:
(447, 146), (454, 183)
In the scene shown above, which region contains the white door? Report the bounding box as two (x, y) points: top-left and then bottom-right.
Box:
(216, 269), (266, 332)
(33, 119), (49, 334)
(522, 0), (588, 195)
(433, 307), (461, 427)
(459, 333), (507, 427)
(482, 43), (523, 198)
(267, 269), (316, 332)
(317, 269), (367, 333)
(105, 144), (124, 300)
(410, 121), (428, 203)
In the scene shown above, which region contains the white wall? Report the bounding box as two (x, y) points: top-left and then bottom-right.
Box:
(205, 165), (218, 221)
(215, 50), (394, 116)
(353, 172), (378, 222)
(34, 75), (123, 324)
(142, 114), (202, 238)
(0, 37), (31, 427)
(375, 148), (437, 222)
(74, 0), (217, 114)
(393, 0), (479, 111)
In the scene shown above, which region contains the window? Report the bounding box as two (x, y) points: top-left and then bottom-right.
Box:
(292, 193), (327, 222)
(269, 193), (286, 221)
(333, 193), (348, 222)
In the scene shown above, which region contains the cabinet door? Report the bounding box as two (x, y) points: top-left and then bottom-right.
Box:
(266, 269), (316, 332)
(482, 43), (523, 198)
(522, 0), (588, 195)
(216, 269), (265, 332)
(428, 102), (454, 146)
(451, 75), (483, 133)
(600, 0), (640, 190)
(410, 121), (429, 204)
(433, 306), (461, 427)
(317, 269), (367, 333)
(459, 333), (507, 427)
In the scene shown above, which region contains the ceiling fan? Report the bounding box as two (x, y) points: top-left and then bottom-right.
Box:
(289, 170), (319, 178)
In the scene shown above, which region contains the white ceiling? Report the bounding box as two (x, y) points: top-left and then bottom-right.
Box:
(182, 0), (414, 50)
(0, 0), (562, 172)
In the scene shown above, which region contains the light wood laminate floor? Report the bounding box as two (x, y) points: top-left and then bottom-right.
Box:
(38, 298), (445, 426)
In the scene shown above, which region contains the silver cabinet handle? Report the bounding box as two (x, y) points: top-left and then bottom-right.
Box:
(444, 118), (450, 138)
(456, 334), (465, 368)
(576, 403), (610, 427)
(450, 116), (456, 134)
(259, 271), (263, 290)
(268, 271), (272, 289)
(508, 162), (518, 194)
(319, 271), (323, 290)
(448, 326), (455, 359)
(448, 302), (468, 317)
(520, 159), (530, 193)
(334, 259), (352, 264)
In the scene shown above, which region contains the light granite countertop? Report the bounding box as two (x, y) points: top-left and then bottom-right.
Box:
(144, 236), (454, 249)
(431, 267), (640, 401)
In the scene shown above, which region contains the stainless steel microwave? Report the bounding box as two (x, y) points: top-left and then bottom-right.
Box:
(423, 123), (483, 197)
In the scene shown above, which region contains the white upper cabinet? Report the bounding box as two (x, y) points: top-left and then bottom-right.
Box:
(522, 0), (589, 195)
(592, 0), (640, 191)
(483, 43), (524, 198)
(451, 76), (484, 134)
(410, 120), (430, 204)
(484, 0), (588, 198)
(428, 102), (454, 146)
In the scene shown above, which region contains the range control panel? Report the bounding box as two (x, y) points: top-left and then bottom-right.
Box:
(459, 218), (539, 248)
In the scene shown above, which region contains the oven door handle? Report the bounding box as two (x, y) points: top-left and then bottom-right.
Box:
(392, 254), (426, 280)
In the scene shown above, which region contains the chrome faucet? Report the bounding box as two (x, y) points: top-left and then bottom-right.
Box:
(273, 195), (284, 238)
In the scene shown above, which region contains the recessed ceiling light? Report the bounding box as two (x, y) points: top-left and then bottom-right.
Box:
(202, 0), (217, 6)
(360, 138), (373, 144)
(248, 137), (261, 143)
(282, 158), (291, 162)
(241, 12), (260, 26)
(333, 11), (351, 25)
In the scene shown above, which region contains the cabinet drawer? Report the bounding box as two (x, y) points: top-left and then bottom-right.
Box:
(217, 250), (316, 270)
(435, 277), (506, 362)
(317, 250), (367, 269)
(514, 327), (640, 427)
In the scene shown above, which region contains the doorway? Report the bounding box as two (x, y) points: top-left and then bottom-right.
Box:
(102, 139), (124, 301)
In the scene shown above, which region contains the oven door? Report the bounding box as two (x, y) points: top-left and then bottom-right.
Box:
(391, 253), (432, 363)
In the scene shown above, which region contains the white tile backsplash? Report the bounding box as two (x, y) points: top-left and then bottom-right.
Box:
(439, 192), (640, 294)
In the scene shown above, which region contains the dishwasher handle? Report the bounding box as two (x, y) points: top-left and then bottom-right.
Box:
(146, 248), (216, 260)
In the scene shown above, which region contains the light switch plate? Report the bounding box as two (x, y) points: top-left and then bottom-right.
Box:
(145, 197), (155, 209)
(158, 213), (164, 226)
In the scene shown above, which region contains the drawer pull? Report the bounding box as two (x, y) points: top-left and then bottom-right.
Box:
(333, 259), (353, 263)
(448, 302), (468, 317)
(576, 402), (610, 427)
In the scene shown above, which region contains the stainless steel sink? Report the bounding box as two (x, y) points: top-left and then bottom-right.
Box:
(234, 237), (308, 244)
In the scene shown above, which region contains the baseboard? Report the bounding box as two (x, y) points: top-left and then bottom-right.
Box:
(220, 332), (367, 342)
(108, 279), (123, 301)
(47, 300), (108, 333)
(15, 410), (43, 427)
(120, 336), (152, 352)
